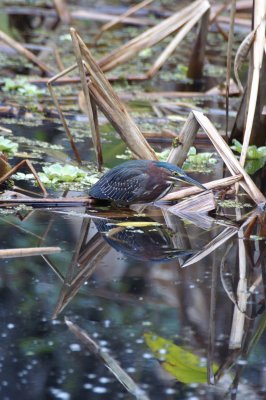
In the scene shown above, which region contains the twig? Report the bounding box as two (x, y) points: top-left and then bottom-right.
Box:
(70, 28), (103, 170)
(53, 0), (71, 24)
(0, 247), (61, 258)
(47, 64), (82, 163)
(0, 30), (53, 75)
(0, 159), (48, 197)
(95, 0), (155, 41)
(239, 0), (266, 168)
(225, 0), (236, 138)
(147, 2), (210, 78)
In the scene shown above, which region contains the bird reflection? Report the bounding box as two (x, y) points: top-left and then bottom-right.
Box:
(93, 217), (195, 262)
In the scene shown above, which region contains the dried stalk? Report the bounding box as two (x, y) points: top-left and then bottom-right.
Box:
(47, 64), (82, 163)
(187, 7), (210, 79)
(0, 30), (53, 75)
(99, 0), (210, 72)
(147, 1), (210, 78)
(53, 0), (71, 24)
(225, 0), (236, 137)
(209, 0), (232, 24)
(0, 159), (47, 196)
(0, 126), (12, 133)
(70, 28), (103, 169)
(161, 174), (243, 202)
(229, 231), (247, 349)
(0, 247), (61, 258)
(192, 110), (266, 204)
(95, 0), (155, 42)
(167, 111), (199, 166)
(0, 196), (95, 207)
(73, 29), (157, 160)
(234, 29), (257, 94)
(239, 0), (266, 168)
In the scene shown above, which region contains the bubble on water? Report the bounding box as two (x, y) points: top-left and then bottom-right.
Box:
(143, 353), (152, 359)
(142, 321), (151, 326)
(99, 377), (111, 384)
(101, 347), (109, 353)
(7, 323), (15, 329)
(165, 388), (176, 394)
(92, 386), (108, 394)
(88, 374), (96, 379)
(69, 343), (81, 352)
(103, 320), (111, 328)
(126, 367), (136, 373)
(84, 383), (93, 389)
(99, 340), (108, 346)
(236, 359), (247, 365)
(50, 388), (70, 400)
(52, 319), (61, 325)
(125, 348), (133, 353)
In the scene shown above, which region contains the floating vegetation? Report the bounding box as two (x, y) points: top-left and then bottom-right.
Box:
(0, 136), (18, 155)
(217, 199), (253, 209)
(160, 65), (192, 83)
(155, 147), (217, 173)
(183, 147), (217, 173)
(14, 163), (99, 189)
(2, 77), (45, 97)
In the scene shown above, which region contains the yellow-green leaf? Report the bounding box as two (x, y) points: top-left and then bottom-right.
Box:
(115, 221), (161, 228)
(144, 333), (218, 383)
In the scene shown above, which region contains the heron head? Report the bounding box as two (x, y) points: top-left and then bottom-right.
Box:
(155, 161), (206, 190)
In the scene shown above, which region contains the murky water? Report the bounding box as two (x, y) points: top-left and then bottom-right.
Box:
(1, 1), (266, 399)
(1, 202), (265, 400)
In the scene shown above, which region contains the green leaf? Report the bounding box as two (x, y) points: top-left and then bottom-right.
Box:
(144, 333), (218, 383)
(41, 163), (87, 183)
(0, 136), (18, 155)
(231, 139), (266, 160)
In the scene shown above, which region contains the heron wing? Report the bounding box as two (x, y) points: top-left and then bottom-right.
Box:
(89, 164), (149, 203)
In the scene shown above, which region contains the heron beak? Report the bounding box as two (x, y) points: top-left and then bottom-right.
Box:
(169, 175), (206, 190)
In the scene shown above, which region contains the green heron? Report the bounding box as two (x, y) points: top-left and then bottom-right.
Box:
(89, 160), (205, 205)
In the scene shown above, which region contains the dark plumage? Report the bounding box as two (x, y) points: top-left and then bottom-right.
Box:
(89, 160), (205, 205)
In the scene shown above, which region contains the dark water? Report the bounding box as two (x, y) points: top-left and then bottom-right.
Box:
(0, 203), (265, 400)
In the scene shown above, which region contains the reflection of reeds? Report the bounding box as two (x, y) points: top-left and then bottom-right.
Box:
(65, 318), (151, 400)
